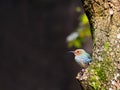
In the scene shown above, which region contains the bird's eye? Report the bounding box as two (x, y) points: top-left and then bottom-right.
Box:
(76, 51), (80, 53)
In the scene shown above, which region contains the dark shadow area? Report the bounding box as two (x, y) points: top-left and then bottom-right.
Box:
(0, 0), (89, 90)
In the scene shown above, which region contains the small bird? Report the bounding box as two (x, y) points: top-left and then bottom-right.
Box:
(70, 49), (92, 68)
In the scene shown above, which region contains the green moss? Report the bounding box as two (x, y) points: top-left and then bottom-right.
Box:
(88, 64), (106, 89)
(88, 57), (115, 90)
(104, 42), (110, 51)
(88, 74), (101, 90)
(97, 67), (106, 82)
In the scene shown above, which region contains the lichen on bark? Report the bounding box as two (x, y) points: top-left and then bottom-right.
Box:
(76, 0), (120, 89)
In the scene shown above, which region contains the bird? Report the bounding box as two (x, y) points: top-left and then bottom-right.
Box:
(70, 49), (92, 69)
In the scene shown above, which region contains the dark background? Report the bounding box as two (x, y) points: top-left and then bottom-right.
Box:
(0, 0), (91, 90)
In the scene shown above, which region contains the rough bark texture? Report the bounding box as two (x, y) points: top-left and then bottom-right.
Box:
(76, 0), (120, 89)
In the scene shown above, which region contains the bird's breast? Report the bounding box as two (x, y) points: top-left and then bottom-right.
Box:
(75, 55), (83, 63)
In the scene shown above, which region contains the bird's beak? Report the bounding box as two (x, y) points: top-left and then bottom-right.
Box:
(69, 51), (74, 54)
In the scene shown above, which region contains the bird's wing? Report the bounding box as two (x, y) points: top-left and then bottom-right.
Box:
(81, 54), (92, 63)
(87, 53), (91, 59)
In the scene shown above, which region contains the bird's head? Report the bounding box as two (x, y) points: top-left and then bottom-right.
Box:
(69, 49), (85, 56)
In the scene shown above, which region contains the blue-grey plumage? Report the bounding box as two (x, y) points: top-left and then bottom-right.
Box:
(71, 49), (92, 68)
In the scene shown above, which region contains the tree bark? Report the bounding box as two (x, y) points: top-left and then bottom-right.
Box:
(76, 0), (120, 89)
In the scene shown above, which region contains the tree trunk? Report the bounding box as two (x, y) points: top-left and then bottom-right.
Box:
(76, 0), (120, 89)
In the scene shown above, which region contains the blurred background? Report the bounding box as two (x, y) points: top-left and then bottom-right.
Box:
(0, 0), (92, 90)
